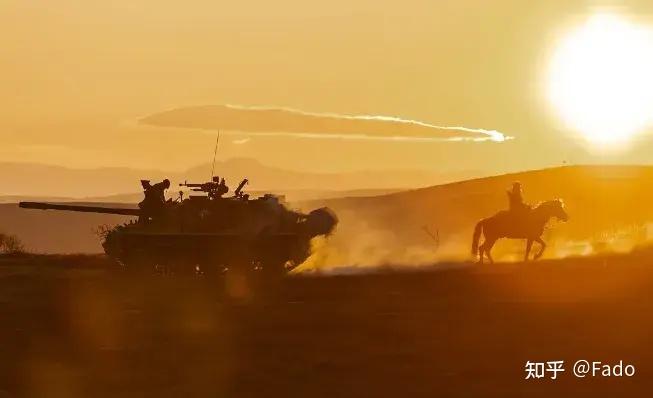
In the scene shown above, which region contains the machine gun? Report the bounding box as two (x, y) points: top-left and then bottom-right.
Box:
(179, 176), (228, 200)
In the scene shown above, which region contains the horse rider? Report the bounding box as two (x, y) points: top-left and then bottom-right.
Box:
(507, 181), (528, 214)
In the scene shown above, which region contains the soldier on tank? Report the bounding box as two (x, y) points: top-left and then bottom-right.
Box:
(139, 179), (170, 217)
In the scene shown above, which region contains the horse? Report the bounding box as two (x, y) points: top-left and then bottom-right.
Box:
(471, 199), (568, 264)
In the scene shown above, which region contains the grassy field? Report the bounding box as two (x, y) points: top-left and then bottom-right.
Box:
(1, 252), (652, 397)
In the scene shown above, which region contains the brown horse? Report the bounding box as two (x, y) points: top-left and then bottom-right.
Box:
(471, 199), (568, 264)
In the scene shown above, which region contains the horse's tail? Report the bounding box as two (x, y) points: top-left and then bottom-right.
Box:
(471, 219), (485, 255)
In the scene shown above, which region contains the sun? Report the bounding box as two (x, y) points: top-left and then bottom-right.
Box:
(548, 14), (653, 143)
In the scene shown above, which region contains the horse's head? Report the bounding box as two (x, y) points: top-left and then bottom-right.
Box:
(541, 198), (568, 222)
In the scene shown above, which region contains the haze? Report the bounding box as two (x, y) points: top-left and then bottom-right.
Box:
(4, 0), (653, 180)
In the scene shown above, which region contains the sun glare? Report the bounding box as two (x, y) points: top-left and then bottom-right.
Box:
(549, 14), (653, 143)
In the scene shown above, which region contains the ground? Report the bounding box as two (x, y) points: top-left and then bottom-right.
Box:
(1, 252), (652, 397)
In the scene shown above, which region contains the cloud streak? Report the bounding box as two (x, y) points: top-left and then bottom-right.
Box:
(140, 104), (511, 142)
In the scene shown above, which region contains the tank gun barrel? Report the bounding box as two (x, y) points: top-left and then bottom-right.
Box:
(19, 201), (141, 216)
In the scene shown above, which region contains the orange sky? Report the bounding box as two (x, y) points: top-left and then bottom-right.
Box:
(3, 0), (653, 173)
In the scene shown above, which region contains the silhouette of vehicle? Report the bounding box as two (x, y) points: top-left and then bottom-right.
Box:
(19, 177), (338, 277)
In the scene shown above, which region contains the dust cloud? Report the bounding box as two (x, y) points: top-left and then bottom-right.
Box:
(296, 211), (471, 273)
(296, 214), (653, 273)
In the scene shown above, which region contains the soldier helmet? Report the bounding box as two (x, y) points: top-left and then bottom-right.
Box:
(163, 179), (171, 189)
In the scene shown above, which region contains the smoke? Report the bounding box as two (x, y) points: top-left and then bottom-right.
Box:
(141, 104), (512, 142)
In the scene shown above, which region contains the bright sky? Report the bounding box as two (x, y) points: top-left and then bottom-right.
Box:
(3, 0), (653, 173)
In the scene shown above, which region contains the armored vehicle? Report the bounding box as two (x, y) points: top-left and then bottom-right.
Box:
(19, 177), (337, 276)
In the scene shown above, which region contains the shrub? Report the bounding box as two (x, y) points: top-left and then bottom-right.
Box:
(0, 233), (26, 254)
(93, 224), (114, 240)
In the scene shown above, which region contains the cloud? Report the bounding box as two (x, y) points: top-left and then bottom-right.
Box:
(140, 104), (512, 142)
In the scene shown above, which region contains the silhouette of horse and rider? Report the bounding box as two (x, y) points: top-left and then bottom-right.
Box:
(471, 182), (568, 264)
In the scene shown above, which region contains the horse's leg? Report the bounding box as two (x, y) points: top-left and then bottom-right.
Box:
(478, 242), (485, 264)
(524, 239), (533, 262)
(485, 238), (497, 264)
(534, 237), (547, 260)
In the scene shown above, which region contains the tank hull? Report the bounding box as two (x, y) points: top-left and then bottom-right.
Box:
(105, 231), (309, 274)
(19, 184), (337, 277)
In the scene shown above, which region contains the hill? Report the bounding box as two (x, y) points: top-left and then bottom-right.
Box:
(0, 203), (130, 253)
(300, 165), (653, 267)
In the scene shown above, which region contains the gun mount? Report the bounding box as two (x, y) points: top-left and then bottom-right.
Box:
(179, 176), (231, 200)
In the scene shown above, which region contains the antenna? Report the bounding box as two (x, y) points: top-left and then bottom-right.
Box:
(210, 131), (220, 180)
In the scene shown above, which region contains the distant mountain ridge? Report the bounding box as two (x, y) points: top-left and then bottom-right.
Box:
(0, 188), (403, 204)
(0, 159), (480, 199)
